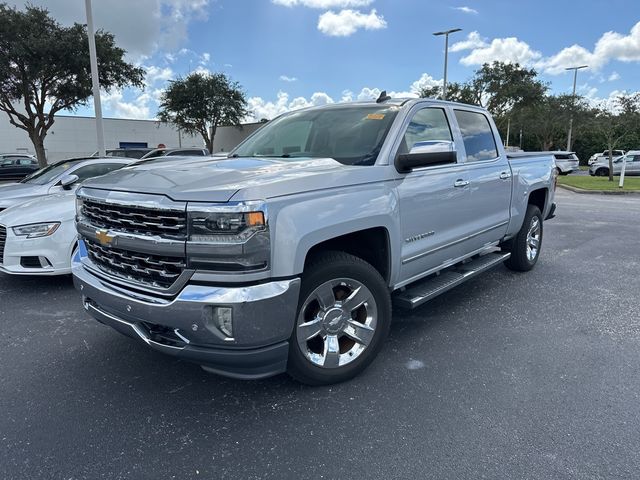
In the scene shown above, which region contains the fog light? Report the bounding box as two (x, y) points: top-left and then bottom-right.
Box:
(213, 307), (233, 338)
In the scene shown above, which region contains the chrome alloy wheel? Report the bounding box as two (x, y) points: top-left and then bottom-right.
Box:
(526, 216), (541, 262)
(296, 278), (378, 369)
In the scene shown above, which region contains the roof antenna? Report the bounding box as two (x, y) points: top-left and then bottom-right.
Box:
(376, 90), (391, 103)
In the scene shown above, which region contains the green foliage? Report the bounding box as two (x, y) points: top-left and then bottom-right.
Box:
(0, 3), (144, 165)
(420, 61), (640, 165)
(157, 72), (248, 152)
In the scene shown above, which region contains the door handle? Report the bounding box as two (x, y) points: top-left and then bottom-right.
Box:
(454, 179), (469, 188)
(499, 171), (511, 180)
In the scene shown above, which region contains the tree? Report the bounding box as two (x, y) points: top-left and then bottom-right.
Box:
(419, 62), (548, 132)
(418, 82), (480, 105)
(592, 93), (640, 181)
(471, 62), (548, 120)
(517, 95), (591, 152)
(0, 4), (144, 166)
(157, 72), (248, 153)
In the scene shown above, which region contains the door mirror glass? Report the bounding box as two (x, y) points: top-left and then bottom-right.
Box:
(395, 141), (457, 173)
(60, 174), (79, 190)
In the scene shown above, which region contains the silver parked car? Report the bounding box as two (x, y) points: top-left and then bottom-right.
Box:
(552, 151), (580, 175)
(588, 150), (625, 166)
(0, 157), (131, 212)
(589, 151), (640, 176)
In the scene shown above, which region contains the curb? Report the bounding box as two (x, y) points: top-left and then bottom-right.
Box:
(558, 184), (640, 196)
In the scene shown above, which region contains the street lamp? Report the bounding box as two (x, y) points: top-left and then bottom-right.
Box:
(433, 28), (462, 100)
(565, 65), (588, 151)
(85, 0), (105, 157)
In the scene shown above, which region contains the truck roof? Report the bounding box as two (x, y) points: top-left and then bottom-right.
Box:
(294, 97), (486, 112)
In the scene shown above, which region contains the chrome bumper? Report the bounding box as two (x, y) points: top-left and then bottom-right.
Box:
(72, 252), (301, 379)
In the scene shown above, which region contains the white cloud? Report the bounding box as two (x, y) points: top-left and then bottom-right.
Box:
(459, 37), (543, 66)
(101, 90), (151, 119)
(11, 0), (211, 60)
(273, 0), (373, 8)
(200, 52), (211, 65)
(317, 9), (386, 36)
(280, 75), (298, 82)
(542, 23), (640, 73)
(608, 71), (621, 81)
(454, 22), (640, 76)
(145, 65), (174, 86)
(245, 72), (441, 121)
(453, 6), (478, 14)
(410, 73), (442, 94)
(450, 31), (487, 52)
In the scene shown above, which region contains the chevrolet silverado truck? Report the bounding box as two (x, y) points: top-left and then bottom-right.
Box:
(72, 97), (557, 385)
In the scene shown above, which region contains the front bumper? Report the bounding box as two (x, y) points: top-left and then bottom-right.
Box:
(0, 222), (75, 276)
(72, 252), (301, 379)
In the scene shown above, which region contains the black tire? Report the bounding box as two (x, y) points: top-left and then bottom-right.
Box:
(287, 251), (391, 385)
(502, 204), (543, 272)
(596, 168), (609, 177)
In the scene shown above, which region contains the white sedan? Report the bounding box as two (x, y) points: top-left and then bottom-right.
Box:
(0, 159), (131, 275)
(0, 192), (79, 275)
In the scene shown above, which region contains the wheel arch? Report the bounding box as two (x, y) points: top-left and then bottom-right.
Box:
(303, 227), (392, 283)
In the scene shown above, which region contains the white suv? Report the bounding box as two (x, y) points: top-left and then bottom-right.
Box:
(588, 150), (625, 166)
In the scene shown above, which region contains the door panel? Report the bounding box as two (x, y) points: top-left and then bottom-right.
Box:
(452, 109), (511, 251)
(395, 106), (474, 284)
(397, 165), (471, 283)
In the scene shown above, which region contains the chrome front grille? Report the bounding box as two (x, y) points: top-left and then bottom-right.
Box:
(0, 225), (6, 262)
(81, 199), (187, 239)
(86, 240), (185, 289)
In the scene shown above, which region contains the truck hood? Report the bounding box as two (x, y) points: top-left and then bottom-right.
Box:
(0, 182), (48, 209)
(0, 191), (76, 227)
(81, 156), (391, 202)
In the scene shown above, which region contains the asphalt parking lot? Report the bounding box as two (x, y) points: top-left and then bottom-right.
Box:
(1, 189), (640, 480)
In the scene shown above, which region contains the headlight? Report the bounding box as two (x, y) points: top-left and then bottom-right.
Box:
(75, 196), (84, 221)
(188, 207), (266, 243)
(12, 222), (61, 238)
(186, 202), (270, 272)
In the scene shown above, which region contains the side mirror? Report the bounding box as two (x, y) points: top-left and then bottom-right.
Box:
(395, 140), (457, 173)
(60, 174), (79, 190)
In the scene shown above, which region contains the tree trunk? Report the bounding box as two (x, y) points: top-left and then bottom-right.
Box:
(608, 151), (614, 182)
(30, 132), (48, 167)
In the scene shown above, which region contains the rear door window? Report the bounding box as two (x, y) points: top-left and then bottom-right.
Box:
(454, 110), (498, 162)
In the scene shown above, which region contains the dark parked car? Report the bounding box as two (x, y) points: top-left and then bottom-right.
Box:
(0, 154), (39, 181)
(139, 147), (209, 159)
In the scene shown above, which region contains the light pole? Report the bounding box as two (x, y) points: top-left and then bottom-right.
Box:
(85, 0), (105, 156)
(433, 28), (462, 100)
(565, 65), (588, 151)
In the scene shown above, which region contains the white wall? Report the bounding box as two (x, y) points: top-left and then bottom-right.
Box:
(0, 113), (264, 163)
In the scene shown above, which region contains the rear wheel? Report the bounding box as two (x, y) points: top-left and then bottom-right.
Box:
(287, 251), (391, 385)
(503, 204), (543, 272)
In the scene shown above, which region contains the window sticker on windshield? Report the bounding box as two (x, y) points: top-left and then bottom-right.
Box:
(367, 113), (385, 120)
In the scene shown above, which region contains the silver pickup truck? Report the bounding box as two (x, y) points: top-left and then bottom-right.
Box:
(72, 97), (557, 385)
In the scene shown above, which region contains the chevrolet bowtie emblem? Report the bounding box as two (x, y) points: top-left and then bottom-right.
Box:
(95, 229), (114, 246)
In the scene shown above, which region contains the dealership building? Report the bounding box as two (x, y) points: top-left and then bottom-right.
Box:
(0, 113), (264, 162)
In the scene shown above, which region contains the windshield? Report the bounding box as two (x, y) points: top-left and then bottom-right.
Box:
(231, 105), (400, 166)
(20, 159), (84, 185)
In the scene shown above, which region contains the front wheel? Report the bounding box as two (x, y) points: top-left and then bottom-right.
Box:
(503, 204), (543, 272)
(287, 251), (391, 385)
(596, 168), (609, 177)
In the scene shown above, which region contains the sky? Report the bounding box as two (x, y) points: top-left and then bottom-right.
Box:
(10, 0), (640, 121)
